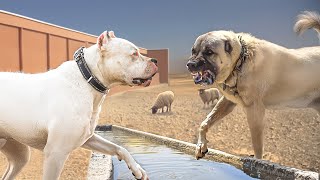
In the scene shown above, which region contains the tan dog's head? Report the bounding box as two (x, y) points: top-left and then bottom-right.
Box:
(186, 31), (242, 85)
(95, 31), (158, 87)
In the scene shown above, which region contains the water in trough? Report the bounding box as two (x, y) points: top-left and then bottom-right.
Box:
(98, 130), (257, 180)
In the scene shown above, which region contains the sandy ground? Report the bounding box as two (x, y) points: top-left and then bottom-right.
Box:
(0, 148), (91, 179)
(100, 74), (320, 172)
(0, 74), (319, 179)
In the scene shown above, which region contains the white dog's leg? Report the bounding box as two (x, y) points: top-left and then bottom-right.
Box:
(82, 133), (148, 180)
(245, 100), (266, 159)
(195, 96), (236, 159)
(1, 139), (30, 180)
(42, 128), (83, 180)
(43, 150), (70, 180)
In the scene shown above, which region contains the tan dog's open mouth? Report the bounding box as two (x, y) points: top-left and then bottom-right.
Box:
(191, 69), (215, 85)
(132, 72), (157, 87)
(188, 60), (217, 86)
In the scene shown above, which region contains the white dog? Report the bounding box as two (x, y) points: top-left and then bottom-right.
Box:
(0, 31), (158, 180)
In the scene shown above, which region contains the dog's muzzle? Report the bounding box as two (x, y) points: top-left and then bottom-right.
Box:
(186, 60), (205, 72)
(132, 58), (158, 87)
(186, 59), (216, 86)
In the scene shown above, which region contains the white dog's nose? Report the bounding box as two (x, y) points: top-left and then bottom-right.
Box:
(150, 58), (158, 65)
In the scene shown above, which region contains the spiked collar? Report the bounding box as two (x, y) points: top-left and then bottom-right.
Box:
(74, 47), (108, 94)
(234, 35), (249, 72)
(222, 35), (249, 95)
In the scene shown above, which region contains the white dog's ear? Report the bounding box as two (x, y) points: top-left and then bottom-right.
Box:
(108, 31), (116, 38)
(97, 31), (116, 50)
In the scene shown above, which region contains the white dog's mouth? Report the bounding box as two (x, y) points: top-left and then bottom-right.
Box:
(132, 72), (157, 87)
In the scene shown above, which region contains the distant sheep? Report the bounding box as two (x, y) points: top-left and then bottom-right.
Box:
(198, 88), (220, 108)
(151, 91), (174, 114)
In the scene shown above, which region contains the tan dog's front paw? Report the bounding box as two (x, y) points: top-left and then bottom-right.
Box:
(195, 143), (208, 160)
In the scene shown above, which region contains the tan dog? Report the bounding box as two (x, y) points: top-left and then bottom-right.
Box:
(186, 11), (320, 160)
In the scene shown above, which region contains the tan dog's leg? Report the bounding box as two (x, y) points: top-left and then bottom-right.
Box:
(195, 96), (236, 159)
(245, 101), (265, 159)
(1, 139), (30, 180)
(0, 139), (6, 149)
(82, 133), (148, 180)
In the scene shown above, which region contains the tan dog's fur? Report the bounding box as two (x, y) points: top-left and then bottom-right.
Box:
(192, 11), (320, 159)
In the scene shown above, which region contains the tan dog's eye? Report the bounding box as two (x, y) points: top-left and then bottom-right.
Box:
(192, 48), (196, 55)
(204, 49), (214, 56)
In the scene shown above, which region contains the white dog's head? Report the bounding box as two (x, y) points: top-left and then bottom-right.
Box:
(93, 31), (158, 87)
(186, 31), (242, 85)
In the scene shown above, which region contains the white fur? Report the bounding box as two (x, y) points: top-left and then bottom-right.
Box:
(0, 31), (156, 180)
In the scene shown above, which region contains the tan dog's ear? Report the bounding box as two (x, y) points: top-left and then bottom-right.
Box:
(224, 40), (233, 54)
(97, 31), (116, 50)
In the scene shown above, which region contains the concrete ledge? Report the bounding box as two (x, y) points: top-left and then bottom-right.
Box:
(112, 125), (319, 180)
(87, 153), (113, 180)
(241, 158), (319, 180)
(112, 125), (242, 167)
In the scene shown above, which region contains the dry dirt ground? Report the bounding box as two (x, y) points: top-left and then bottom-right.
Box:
(0, 74), (319, 179)
(100, 74), (320, 172)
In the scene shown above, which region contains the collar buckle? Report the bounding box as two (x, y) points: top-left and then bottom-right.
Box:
(74, 47), (108, 94)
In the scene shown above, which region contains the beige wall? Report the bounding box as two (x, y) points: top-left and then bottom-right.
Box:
(0, 10), (168, 93)
(21, 29), (48, 73)
(0, 24), (20, 71)
(147, 49), (169, 83)
(49, 35), (68, 69)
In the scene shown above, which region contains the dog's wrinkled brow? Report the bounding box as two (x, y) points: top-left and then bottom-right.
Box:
(200, 38), (221, 53)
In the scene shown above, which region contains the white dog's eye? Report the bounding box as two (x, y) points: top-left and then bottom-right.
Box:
(132, 51), (139, 56)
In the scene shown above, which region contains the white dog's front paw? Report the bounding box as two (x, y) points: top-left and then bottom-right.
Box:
(130, 163), (148, 180)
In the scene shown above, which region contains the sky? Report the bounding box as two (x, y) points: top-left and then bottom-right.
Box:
(1, 0), (320, 73)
